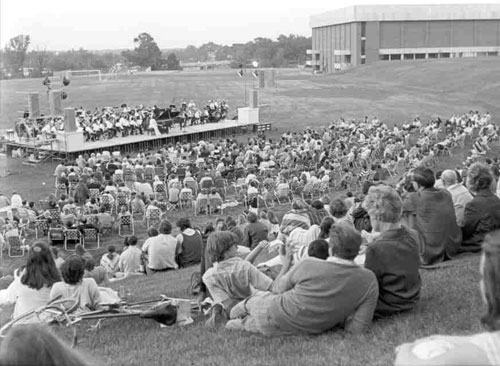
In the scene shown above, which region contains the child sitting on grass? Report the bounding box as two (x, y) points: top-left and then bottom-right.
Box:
(50, 256), (101, 311)
(202, 231), (272, 327)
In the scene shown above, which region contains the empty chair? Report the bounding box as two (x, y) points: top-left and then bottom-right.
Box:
(118, 214), (134, 237)
(64, 228), (81, 251)
(7, 235), (25, 258)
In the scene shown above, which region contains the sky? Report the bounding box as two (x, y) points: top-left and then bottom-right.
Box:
(1, 0), (499, 51)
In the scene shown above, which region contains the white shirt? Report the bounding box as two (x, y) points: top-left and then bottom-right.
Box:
(11, 194), (23, 208)
(142, 234), (178, 270)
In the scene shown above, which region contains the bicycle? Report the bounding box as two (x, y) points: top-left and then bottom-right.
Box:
(0, 295), (202, 347)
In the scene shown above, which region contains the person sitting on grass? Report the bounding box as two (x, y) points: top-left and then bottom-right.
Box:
(362, 185), (422, 317)
(0, 324), (97, 366)
(100, 245), (120, 277)
(226, 224), (379, 335)
(175, 217), (203, 268)
(0, 242), (61, 321)
(395, 230), (500, 366)
(202, 231), (272, 327)
(307, 239), (330, 260)
(142, 220), (179, 273)
(50, 255), (101, 311)
(83, 256), (109, 286)
(117, 236), (143, 276)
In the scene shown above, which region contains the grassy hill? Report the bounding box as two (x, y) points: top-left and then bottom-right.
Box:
(1, 57), (499, 133)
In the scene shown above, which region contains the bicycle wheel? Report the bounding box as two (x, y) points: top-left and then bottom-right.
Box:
(0, 298), (79, 339)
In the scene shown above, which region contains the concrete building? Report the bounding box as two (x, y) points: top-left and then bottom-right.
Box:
(307, 4), (500, 72)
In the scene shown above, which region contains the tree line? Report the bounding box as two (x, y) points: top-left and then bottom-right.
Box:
(0, 32), (311, 79)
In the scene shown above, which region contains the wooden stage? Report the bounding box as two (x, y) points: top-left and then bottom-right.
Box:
(5, 119), (271, 158)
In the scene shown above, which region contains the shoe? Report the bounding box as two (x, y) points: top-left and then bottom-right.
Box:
(205, 303), (226, 328)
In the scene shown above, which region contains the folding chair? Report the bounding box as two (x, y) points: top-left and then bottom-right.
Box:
(64, 228), (81, 251)
(146, 208), (162, 228)
(89, 189), (100, 200)
(114, 193), (129, 215)
(209, 197), (224, 215)
(118, 214), (134, 237)
(179, 190), (194, 210)
(34, 219), (49, 239)
(7, 235), (26, 258)
(194, 197), (209, 216)
(153, 182), (167, 200)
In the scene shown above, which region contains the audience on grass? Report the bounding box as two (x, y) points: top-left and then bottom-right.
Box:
(2, 110), (500, 348)
(226, 225), (378, 335)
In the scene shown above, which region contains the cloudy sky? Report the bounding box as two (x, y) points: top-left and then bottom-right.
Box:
(1, 0), (497, 50)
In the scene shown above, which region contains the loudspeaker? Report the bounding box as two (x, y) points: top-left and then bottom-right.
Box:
(250, 89), (259, 108)
(49, 90), (63, 116)
(259, 71), (265, 88)
(27, 92), (40, 118)
(64, 108), (76, 132)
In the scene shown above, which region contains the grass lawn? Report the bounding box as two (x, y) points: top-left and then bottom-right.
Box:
(0, 255), (484, 366)
(0, 59), (499, 365)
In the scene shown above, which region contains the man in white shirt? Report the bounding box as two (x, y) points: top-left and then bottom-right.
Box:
(142, 220), (179, 272)
(442, 170), (473, 227)
(119, 237), (143, 275)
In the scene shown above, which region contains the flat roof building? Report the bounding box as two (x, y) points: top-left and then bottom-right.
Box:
(308, 4), (500, 72)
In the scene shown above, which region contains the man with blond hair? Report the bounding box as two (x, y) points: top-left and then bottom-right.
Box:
(442, 169), (473, 227)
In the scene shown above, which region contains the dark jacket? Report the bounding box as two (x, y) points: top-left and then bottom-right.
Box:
(411, 188), (462, 265)
(243, 221), (269, 250)
(365, 226), (422, 317)
(461, 189), (500, 252)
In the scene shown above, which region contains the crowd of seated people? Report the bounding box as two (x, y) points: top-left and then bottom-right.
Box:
(1, 110), (500, 365)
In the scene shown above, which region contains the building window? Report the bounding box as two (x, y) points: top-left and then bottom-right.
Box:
(428, 53), (438, 59)
(345, 55), (351, 64)
(390, 54), (401, 61)
(379, 54), (389, 61)
(361, 58), (366, 64)
(361, 39), (366, 56)
(415, 53), (426, 59)
(487, 51), (499, 56)
(361, 22), (366, 38)
(404, 54), (414, 60)
(439, 53), (450, 58)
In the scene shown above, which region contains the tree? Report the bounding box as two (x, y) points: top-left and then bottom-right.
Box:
(30, 47), (51, 76)
(121, 32), (163, 68)
(166, 53), (181, 70)
(4, 34), (30, 75)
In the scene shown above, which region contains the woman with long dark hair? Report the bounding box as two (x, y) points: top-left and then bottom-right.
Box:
(0, 241), (61, 321)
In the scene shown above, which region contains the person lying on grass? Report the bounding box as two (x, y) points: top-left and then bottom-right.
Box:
(394, 230), (500, 366)
(202, 231), (273, 326)
(226, 224), (379, 335)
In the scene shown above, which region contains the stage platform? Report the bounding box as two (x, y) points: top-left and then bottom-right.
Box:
(4, 119), (271, 159)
